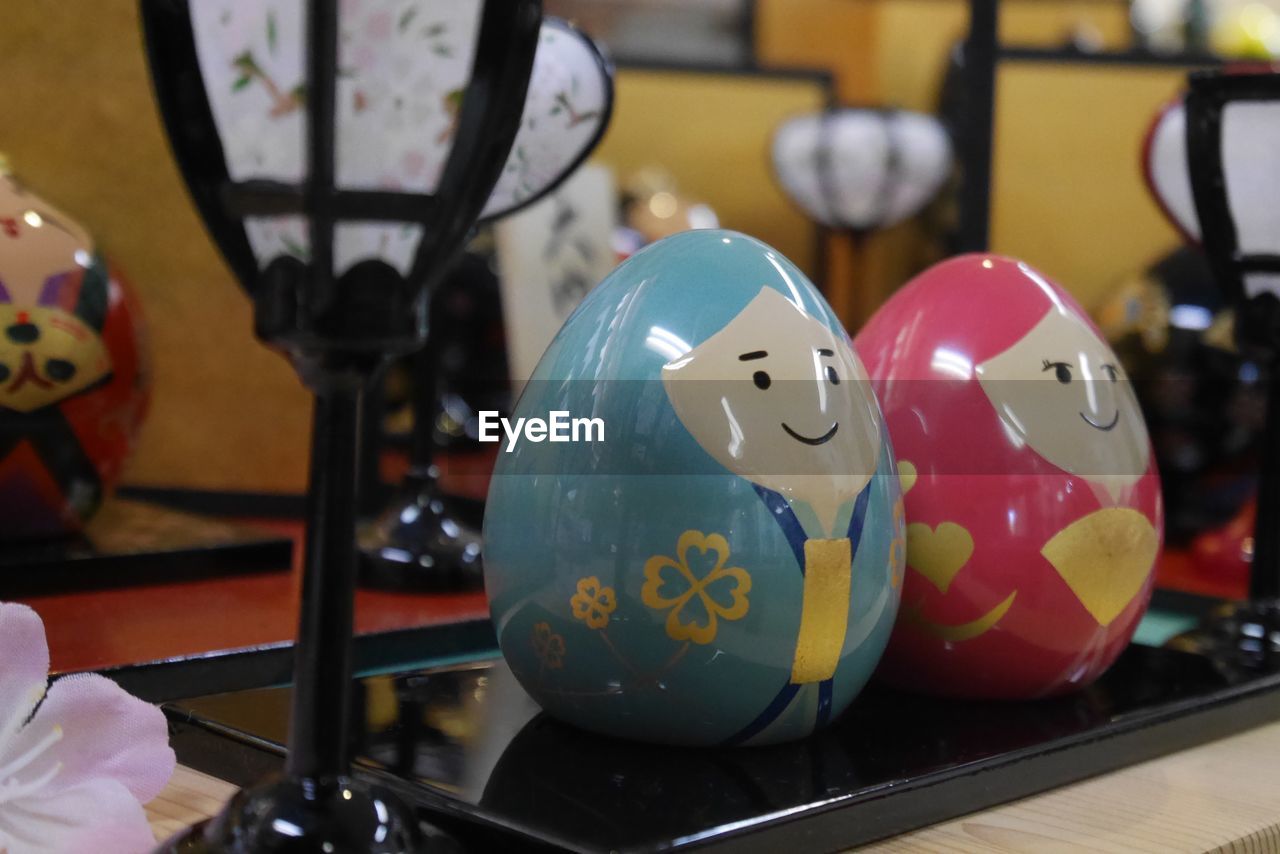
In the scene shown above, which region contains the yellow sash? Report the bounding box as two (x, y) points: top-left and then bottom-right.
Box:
(790, 537), (851, 684)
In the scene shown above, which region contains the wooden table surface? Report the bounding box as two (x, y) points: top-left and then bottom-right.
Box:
(145, 719), (1280, 852)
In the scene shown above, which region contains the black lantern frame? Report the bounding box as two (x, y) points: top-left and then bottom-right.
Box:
(1183, 68), (1280, 661)
(140, 0), (542, 849)
(1186, 69), (1280, 356)
(144, 0), (542, 365)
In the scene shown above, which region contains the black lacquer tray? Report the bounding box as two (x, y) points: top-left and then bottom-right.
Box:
(0, 498), (292, 596)
(164, 634), (1280, 852)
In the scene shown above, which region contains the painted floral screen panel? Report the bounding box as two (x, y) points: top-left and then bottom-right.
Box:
(192, 0), (481, 193)
(334, 1), (483, 196)
(480, 19), (612, 219)
(191, 1), (611, 272)
(190, 0), (479, 273)
(191, 0), (308, 186)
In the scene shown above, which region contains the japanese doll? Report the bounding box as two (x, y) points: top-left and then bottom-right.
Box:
(484, 229), (903, 744)
(855, 254), (1163, 698)
(0, 167), (149, 539)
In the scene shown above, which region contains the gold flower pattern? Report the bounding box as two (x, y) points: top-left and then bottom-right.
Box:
(532, 621), (565, 670)
(642, 530), (752, 645)
(570, 577), (617, 629)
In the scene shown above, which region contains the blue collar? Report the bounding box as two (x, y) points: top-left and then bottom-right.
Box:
(751, 482), (872, 574)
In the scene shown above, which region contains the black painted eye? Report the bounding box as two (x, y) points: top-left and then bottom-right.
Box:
(753, 370), (771, 390)
(45, 358), (76, 382)
(825, 365), (840, 385)
(1102, 364), (1118, 382)
(0, 363), (9, 383)
(1043, 360), (1072, 384)
(5, 322), (39, 344)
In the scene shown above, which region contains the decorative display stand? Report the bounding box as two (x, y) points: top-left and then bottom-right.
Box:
(140, 0), (542, 849)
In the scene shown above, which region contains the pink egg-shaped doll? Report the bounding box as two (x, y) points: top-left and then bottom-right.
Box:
(855, 254), (1163, 699)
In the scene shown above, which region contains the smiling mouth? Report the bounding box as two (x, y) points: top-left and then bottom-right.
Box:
(781, 421), (839, 445)
(1079, 410), (1120, 431)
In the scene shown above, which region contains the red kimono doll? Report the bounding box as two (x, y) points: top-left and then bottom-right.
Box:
(855, 254), (1163, 698)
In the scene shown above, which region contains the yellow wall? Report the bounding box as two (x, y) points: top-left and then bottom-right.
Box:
(757, 0), (881, 101)
(877, 0), (1133, 109)
(991, 63), (1187, 307)
(0, 0), (312, 493)
(873, 0), (1166, 309)
(593, 69), (829, 280)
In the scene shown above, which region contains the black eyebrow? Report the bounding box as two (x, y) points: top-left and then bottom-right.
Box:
(739, 351), (768, 361)
(817, 348), (834, 356)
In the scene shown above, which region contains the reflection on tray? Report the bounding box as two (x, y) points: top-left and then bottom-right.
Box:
(168, 641), (1280, 852)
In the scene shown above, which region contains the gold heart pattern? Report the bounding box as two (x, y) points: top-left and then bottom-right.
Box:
(906, 521), (974, 595)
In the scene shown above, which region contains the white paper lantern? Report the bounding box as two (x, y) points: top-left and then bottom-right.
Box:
(192, 0), (612, 274)
(1144, 86), (1280, 300)
(771, 109), (953, 232)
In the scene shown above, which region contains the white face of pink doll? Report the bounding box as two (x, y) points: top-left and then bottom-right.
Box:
(975, 304), (1150, 502)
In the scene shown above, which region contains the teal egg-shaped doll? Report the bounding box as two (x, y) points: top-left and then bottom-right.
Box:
(483, 229), (903, 746)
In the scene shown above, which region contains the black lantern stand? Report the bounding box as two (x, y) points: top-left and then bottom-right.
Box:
(1183, 68), (1280, 672)
(141, 0), (541, 850)
(357, 326), (486, 591)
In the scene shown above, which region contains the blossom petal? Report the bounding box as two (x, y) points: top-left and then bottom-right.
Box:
(0, 777), (158, 854)
(0, 603), (50, 744)
(9, 674), (174, 803)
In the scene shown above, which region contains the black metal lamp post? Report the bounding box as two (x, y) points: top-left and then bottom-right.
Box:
(140, 0), (541, 849)
(1182, 68), (1280, 671)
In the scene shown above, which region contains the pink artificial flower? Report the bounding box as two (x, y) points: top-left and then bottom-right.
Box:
(0, 603), (175, 854)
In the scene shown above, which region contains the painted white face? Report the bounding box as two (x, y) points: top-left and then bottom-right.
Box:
(976, 306), (1150, 502)
(662, 287), (882, 535)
